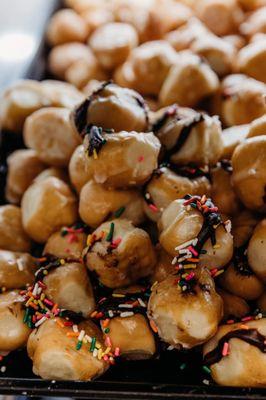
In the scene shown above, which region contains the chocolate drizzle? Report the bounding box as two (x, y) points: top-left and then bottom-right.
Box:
(167, 113), (205, 157)
(73, 80), (112, 136)
(95, 290), (150, 320)
(152, 105), (178, 132)
(219, 159), (233, 174)
(204, 328), (266, 366)
(84, 125), (107, 157)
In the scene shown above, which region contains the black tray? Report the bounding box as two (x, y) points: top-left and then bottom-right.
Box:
(1, 1), (266, 398)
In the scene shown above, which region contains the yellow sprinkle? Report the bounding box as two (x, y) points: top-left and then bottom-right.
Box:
(38, 300), (45, 309)
(213, 244), (220, 249)
(40, 293), (45, 301)
(112, 293), (125, 298)
(215, 269), (224, 277)
(43, 270), (48, 275)
(151, 281), (158, 290)
(183, 264), (197, 269)
(60, 259), (65, 265)
(26, 297), (34, 307)
(33, 299), (38, 305)
(97, 348), (102, 360)
(93, 149), (98, 159)
(87, 234), (93, 246)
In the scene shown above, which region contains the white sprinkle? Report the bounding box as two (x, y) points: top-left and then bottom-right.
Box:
(203, 379), (210, 385)
(1, 366), (6, 373)
(85, 335), (92, 343)
(167, 345), (174, 351)
(186, 205), (191, 211)
(37, 287), (42, 295)
(138, 298), (146, 308)
(93, 348), (98, 358)
(145, 193), (151, 199)
(108, 310), (114, 318)
(175, 238), (197, 251)
(118, 304), (133, 308)
(171, 257), (177, 265)
(120, 311), (134, 318)
(78, 330), (85, 342)
(73, 324), (78, 333)
(32, 283), (39, 297)
(225, 220), (232, 233)
(51, 380), (56, 384)
(35, 316), (47, 327)
(17, 259), (24, 271)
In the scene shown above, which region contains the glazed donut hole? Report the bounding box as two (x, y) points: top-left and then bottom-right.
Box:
(6, 149), (46, 205)
(240, 6), (266, 38)
(231, 209), (260, 248)
(238, 0), (265, 10)
(219, 262), (264, 300)
(247, 219), (266, 282)
(0, 250), (35, 290)
(152, 0), (192, 34)
(221, 124), (250, 159)
(65, 58), (108, 89)
(79, 179), (145, 228)
(80, 6), (114, 32)
(231, 136), (266, 212)
(218, 74), (266, 126)
(43, 261), (95, 317)
(27, 318), (108, 381)
(158, 198), (233, 270)
(153, 106), (223, 166)
(115, 40), (178, 96)
(40, 79), (85, 109)
(159, 51), (219, 108)
(0, 80), (51, 133)
(165, 18), (210, 52)
(24, 107), (81, 167)
(69, 144), (93, 193)
(148, 268), (223, 349)
(143, 165), (211, 222)
(194, 0), (244, 36)
(21, 177), (78, 243)
(81, 130), (160, 188)
(97, 286), (156, 360)
(190, 35), (236, 77)
(217, 288), (250, 320)
(46, 9), (90, 46)
(203, 319), (266, 387)
(71, 82), (149, 134)
(48, 42), (94, 79)
(84, 219), (157, 288)
(0, 205), (31, 252)
(236, 39), (266, 83)
(65, 0), (112, 14)
(0, 291), (31, 353)
(210, 161), (242, 216)
(43, 226), (87, 260)
(89, 23), (138, 70)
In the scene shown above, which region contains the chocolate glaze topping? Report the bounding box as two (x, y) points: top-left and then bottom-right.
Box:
(204, 328), (266, 366)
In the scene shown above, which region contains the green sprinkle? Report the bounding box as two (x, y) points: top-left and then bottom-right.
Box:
(106, 222), (115, 242)
(104, 328), (110, 334)
(61, 228), (68, 237)
(90, 337), (96, 352)
(203, 366), (211, 374)
(76, 340), (82, 350)
(190, 203), (197, 209)
(114, 207), (125, 218)
(180, 363), (186, 370)
(23, 308), (29, 324)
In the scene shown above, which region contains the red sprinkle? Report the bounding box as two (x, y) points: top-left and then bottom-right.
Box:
(148, 204), (159, 213)
(222, 342), (229, 357)
(188, 246), (198, 257)
(138, 155), (144, 162)
(241, 316), (253, 322)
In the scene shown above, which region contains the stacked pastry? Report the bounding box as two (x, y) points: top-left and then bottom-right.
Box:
(0, 0), (265, 388)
